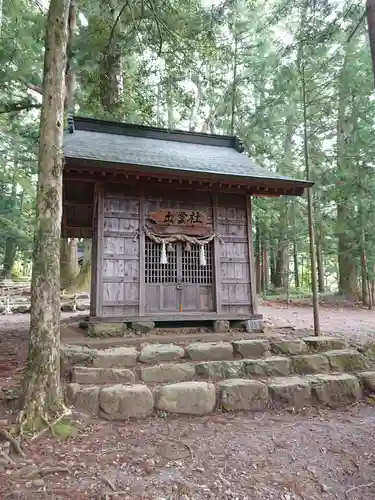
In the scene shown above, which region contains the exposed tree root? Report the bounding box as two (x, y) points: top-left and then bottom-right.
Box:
(0, 428), (25, 457)
(17, 407), (72, 443)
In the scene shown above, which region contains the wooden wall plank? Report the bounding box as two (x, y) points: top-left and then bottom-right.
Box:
(139, 190), (146, 316)
(212, 192), (222, 314)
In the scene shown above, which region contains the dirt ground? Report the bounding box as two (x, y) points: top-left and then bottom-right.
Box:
(1, 301), (375, 499)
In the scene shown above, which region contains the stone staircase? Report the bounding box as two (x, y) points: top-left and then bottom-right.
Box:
(62, 335), (375, 420)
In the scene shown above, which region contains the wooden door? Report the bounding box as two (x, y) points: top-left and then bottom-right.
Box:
(144, 240), (214, 313)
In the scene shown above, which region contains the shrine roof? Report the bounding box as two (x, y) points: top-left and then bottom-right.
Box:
(64, 116), (312, 190)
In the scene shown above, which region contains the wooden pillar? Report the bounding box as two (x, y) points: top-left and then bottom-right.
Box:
(246, 194), (258, 315)
(212, 192), (222, 314)
(95, 182), (104, 318)
(90, 182), (98, 317)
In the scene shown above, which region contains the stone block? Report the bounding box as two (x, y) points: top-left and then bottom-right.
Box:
(139, 363), (195, 384)
(65, 383), (80, 405)
(213, 320), (230, 333)
(72, 367), (135, 385)
(241, 357), (291, 377)
(241, 359), (267, 376)
(303, 336), (347, 352)
(138, 343), (185, 363)
(271, 339), (308, 356)
(74, 386), (100, 415)
(131, 321), (155, 333)
(243, 319), (264, 332)
(232, 339), (270, 359)
(186, 342), (233, 361)
(195, 360), (244, 380)
(268, 376), (311, 409)
(60, 345), (97, 370)
(309, 374), (361, 407)
(100, 384), (153, 419)
(292, 354), (330, 374)
(219, 379), (269, 411)
(92, 347), (137, 369)
(264, 356), (291, 376)
(88, 322), (127, 338)
(325, 349), (368, 372)
(357, 371), (375, 391)
(154, 381), (216, 415)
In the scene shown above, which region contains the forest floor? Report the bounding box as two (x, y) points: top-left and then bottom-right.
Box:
(0, 299), (375, 499)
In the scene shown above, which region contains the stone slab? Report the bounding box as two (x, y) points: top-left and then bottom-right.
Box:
(73, 386), (100, 415)
(72, 367), (135, 385)
(292, 354), (330, 374)
(138, 343), (185, 363)
(232, 339), (270, 359)
(154, 381), (216, 415)
(186, 342), (233, 361)
(309, 373), (361, 407)
(92, 347), (137, 368)
(268, 376), (311, 409)
(325, 349), (368, 372)
(270, 339), (308, 356)
(139, 363), (195, 383)
(195, 360), (244, 380)
(303, 336), (347, 352)
(219, 379), (269, 411)
(99, 384), (153, 419)
(88, 322), (127, 338)
(357, 371), (375, 391)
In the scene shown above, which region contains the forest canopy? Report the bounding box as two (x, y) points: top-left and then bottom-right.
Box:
(0, 0), (374, 303)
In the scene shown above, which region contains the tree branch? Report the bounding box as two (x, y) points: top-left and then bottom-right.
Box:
(0, 101), (42, 114)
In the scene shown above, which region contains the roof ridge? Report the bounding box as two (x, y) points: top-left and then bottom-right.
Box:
(72, 116), (244, 152)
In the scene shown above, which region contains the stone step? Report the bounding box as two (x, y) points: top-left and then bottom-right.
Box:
(68, 348), (369, 385)
(65, 370), (373, 419)
(62, 336), (350, 372)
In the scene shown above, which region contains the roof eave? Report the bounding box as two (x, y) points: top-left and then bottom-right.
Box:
(64, 156), (313, 196)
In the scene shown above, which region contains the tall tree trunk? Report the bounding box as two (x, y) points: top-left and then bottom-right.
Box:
(262, 243), (270, 291)
(1, 238), (17, 279)
(66, 239), (92, 293)
(293, 240), (300, 288)
(18, 0), (71, 431)
(316, 234), (325, 293)
(336, 46), (359, 299)
(60, 238), (79, 289)
(255, 220), (262, 294)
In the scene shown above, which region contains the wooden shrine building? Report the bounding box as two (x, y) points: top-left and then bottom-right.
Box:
(63, 117), (312, 330)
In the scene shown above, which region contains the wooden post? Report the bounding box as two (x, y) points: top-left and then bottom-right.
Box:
(246, 195), (258, 315)
(301, 62), (320, 336)
(95, 182), (104, 317)
(139, 190), (146, 316)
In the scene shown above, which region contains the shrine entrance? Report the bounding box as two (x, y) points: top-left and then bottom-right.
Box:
(144, 239), (214, 313)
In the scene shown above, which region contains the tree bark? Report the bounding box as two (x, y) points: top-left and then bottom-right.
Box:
(18, 0), (71, 431)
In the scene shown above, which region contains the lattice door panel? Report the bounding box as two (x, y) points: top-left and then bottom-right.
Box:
(145, 240), (177, 284)
(181, 243), (213, 284)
